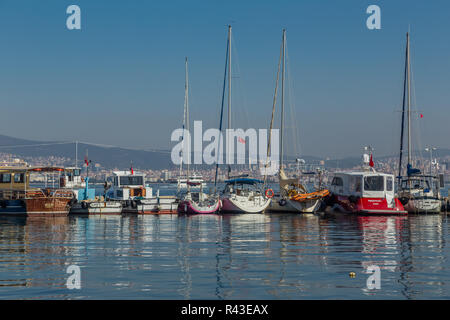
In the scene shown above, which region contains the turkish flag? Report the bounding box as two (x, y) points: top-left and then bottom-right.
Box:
(420, 113), (424, 118)
(369, 154), (374, 167)
(84, 156), (89, 166)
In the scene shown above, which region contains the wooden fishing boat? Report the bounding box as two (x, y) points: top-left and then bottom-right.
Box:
(25, 188), (73, 217)
(0, 166), (75, 217)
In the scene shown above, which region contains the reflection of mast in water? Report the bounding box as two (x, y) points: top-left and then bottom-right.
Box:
(406, 215), (445, 298)
(275, 214), (329, 293)
(176, 216), (192, 299)
(175, 215), (223, 299)
(357, 216), (411, 297)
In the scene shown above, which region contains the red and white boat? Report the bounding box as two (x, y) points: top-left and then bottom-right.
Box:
(328, 149), (407, 215)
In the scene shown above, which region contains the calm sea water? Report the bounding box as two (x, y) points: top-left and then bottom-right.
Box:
(1, 212), (450, 299)
(1, 183), (450, 300)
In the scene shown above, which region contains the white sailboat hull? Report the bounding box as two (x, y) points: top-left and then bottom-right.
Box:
(269, 196), (321, 213)
(221, 196), (271, 213)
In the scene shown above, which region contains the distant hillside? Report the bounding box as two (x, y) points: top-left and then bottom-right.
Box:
(0, 135), (172, 170)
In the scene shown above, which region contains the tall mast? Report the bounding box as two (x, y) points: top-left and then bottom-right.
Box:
(214, 27), (230, 191)
(280, 29), (286, 170)
(398, 33), (408, 184)
(407, 32), (411, 170)
(227, 25), (232, 178)
(185, 57), (190, 191)
(227, 25), (232, 131)
(75, 140), (78, 168)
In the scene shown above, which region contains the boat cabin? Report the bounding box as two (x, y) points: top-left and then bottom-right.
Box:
(59, 167), (85, 189)
(329, 172), (394, 199)
(223, 178), (264, 196)
(106, 171), (152, 200)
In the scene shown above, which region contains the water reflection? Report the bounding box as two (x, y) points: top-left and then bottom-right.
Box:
(0, 213), (450, 299)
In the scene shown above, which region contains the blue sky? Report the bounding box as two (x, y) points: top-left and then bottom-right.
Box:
(0, 0), (449, 158)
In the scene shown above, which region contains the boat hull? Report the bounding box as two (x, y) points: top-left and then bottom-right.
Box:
(220, 197), (271, 213)
(177, 199), (221, 215)
(25, 198), (71, 217)
(331, 195), (407, 215)
(70, 201), (123, 215)
(269, 196), (321, 213)
(122, 197), (179, 214)
(402, 198), (441, 214)
(0, 200), (27, 216)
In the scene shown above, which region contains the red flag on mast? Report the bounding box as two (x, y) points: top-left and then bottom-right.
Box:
(130, 162), (134, 175)
(84, 156), (89, 166)
(369, 154), (374, 167)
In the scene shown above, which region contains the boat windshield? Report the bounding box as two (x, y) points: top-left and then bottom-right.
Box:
(119, 176), (144, 186)
(401, 178), (430, 190)
(363, 176), (384, 191)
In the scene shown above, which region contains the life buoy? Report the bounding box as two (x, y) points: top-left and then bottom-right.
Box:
(265, 189), (274, 198)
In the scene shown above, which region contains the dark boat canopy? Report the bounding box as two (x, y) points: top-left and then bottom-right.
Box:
(225, 178), (263, 185)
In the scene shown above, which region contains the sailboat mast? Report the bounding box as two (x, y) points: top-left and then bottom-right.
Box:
(407, 32), (411, 169)
(214, 27), (230, 191)
(185, 57), (190, 191)
(280, 29), (286, 169)
(398, 33), (408, 184)
(228, 26), (232, 131)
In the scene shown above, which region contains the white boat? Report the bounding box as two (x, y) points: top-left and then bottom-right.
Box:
(216, 26), (271, 213)
(70, 200), (122, 215)
(106, 170), (178, 214)
(221, 178), (271, 213)
(177, 174), (207, 190)
(176, 57), (220, 215)
(396, 33), (441, 214)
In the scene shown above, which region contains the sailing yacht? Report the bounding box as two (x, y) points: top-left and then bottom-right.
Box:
(177, 58), (220, 215)
(396, 33), (441, 214)
(265, 29), (329, 213)
(218, 26), (271, 213)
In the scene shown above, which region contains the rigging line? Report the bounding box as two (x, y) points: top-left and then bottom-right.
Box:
(264, 33), (283, 187)
(230, 32), (250, 136)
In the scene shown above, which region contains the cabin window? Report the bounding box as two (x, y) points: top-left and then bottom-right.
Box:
(119, 176), (143, 186)
(14, 173), (24, 183)
(364, 176), (384, 191)
(0, 173), (11, 183)
(73, 169), (80, 176)
(386, 177), (393, 191)
(331, 177), (343, 186)
(355, 179), (362, 192)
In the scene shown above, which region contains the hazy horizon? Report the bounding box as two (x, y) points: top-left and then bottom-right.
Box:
(0, 0), (449, 159)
